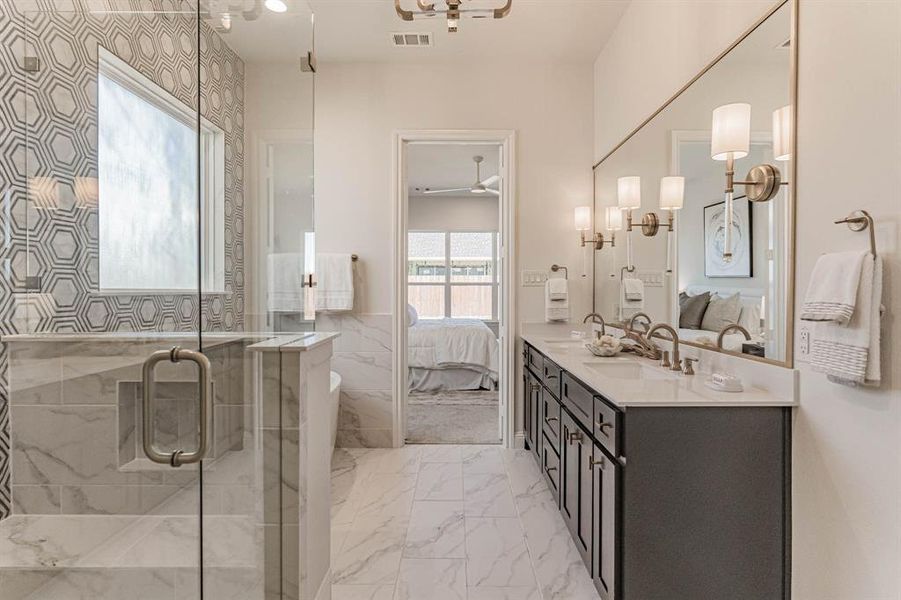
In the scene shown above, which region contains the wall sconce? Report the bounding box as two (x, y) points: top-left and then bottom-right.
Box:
(711, 102), (785, 262)
(574, 205), (614, 251)
(658, 175), (684, 231)
(772, 105), (792, 161)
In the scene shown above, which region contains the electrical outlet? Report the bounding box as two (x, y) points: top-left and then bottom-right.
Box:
(799, 327), (810, 358)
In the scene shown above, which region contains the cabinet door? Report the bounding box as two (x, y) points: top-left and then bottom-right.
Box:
(561, 411), (592, 570)
(524, 370), (541, 458)
(592, 444), (617, 600)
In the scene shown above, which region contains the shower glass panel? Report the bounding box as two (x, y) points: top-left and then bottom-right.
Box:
(0, 1), (261, 598)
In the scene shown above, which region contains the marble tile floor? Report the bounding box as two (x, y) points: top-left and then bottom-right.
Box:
(331, 444), (600, 600)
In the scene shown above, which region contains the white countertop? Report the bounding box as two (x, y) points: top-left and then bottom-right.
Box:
(521, 323), (797, 408)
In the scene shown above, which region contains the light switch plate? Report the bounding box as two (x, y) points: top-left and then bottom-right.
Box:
(799, 326), (810, 359)
(521, 270), (548, 287)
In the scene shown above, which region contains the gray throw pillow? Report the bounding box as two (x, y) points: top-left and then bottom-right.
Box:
(679, 291), (710, 330)
(701, 293), (743, 332)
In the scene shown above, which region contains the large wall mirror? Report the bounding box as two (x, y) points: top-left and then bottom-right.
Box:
(592, 0), (796, 367)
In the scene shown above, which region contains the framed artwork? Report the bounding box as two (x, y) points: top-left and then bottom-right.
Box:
(704, 199), (753, 278)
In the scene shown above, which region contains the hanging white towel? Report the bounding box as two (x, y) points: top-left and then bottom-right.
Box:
(547, 277), (568, 301)
(620, 278), (645, 318)
(545, 279), (570, 322)
(267, 253), (304, 313)
(315, 253), (354, 312)
(622, 277), (644, 301)
(800, 250), (868, 324)
(811, 254), (882, 387)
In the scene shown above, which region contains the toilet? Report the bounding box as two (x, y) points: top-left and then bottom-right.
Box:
(329, 371), (342, 449)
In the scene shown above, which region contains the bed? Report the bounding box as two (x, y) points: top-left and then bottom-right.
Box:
(408, 318), (499, 392)
(679, 285), (767, 352)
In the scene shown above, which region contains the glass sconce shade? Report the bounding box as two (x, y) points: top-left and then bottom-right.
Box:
(773, 105), (792, 161)
(711, 103), (751, 160)
(659, 176), (684, 210)
(617, 176), (641, 209)
(606, 206), (623, 231)
(574, 206), (592, 231)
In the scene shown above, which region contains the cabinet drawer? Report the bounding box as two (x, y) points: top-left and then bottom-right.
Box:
(541, 434), (560, 499)
(542, 359), (562, 398)
(525, 345), (543, 376)
(593, 396), (620, 458)
(541, 390), (561, 450)
(562, 372), (593, 425)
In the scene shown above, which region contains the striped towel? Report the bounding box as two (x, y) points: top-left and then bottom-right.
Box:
(811, 254), (882, 387)
(801, 250), (868, 324)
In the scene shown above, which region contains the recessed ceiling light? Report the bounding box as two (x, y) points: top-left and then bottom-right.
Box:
(265, 0), (287, 13)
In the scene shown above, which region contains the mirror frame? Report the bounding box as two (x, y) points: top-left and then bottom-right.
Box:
(591, 0), (799, 368)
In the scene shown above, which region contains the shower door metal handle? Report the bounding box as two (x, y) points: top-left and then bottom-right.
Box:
(142, 347), (212, 468)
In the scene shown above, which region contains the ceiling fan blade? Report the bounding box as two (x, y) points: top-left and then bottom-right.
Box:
(423, 187), (471, 195)
(485, 188), (500, 196)
(480, 175), (499, 186)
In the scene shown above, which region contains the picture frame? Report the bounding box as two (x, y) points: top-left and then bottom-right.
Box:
(704, 199), (753, 278)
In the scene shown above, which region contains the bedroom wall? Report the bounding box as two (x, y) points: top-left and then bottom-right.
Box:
(316, 60), (595, 446)
(408, 195), (499, 231)
(593, 1), (901, 597)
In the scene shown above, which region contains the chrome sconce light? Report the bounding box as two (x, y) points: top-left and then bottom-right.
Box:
(575, 206), (615, 251)
(711, 102), (788, 261)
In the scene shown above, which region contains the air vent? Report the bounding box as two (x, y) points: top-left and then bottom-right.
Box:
(391, 32), (433, 47)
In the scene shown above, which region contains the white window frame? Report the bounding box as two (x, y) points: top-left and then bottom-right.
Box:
(97, 46), (225, 294)
(407, 229), (499, 320)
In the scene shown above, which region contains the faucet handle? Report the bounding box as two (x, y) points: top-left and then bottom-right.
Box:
(659, 350), (671, 369)
(682, 357), (698, 375)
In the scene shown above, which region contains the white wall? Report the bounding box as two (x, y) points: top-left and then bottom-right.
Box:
(316, 61), (595, 320)
(593, 1), (901, 597)
(408, 195), (499, 231)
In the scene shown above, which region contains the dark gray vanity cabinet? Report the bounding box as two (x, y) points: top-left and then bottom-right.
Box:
(522, 341), (791, 600)
(523, 367), (541, 458)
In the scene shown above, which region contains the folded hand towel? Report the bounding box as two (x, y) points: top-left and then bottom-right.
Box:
(811, 254), (882, 387)
(315, 253), (354, 312)
(623, 277), (644, 301)
(547, 277), (568, 301)
(267, 253), (304, 313)
(545, 279), (570, 322)
(801, 250), (868, 324)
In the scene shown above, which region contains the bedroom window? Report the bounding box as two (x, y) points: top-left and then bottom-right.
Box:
(408, 231), (498, 320)
(97, 47), (225, 293)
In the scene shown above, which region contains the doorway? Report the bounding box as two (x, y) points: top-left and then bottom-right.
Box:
(392, 131), (517, 448)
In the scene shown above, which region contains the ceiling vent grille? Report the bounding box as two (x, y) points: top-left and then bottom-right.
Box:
(392, 32), (433, 47)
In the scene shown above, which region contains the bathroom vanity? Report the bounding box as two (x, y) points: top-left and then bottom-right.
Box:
(521, 326), (794, 600)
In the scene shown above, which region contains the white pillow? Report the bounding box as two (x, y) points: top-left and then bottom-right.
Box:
(406, 304), (419, 327)
(738, 303), (762, 336)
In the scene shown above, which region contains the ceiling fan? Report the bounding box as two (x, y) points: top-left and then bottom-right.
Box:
(423, 155), (500, 196)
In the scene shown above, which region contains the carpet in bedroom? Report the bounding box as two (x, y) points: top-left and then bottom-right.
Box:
(406, 390), (501, 444)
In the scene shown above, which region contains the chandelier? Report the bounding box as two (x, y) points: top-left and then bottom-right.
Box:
(395, 0), (513, 33)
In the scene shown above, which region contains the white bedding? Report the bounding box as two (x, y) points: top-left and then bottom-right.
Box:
(408, 318), (499, 382)
(678, 328), (763, 352)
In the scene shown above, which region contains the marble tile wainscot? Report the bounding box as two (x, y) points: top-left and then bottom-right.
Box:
(520, 322), (796, 600)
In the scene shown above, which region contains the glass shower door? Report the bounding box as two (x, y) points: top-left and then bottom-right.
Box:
(3, 2), (213, 598)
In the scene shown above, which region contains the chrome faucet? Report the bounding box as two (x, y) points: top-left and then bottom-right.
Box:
(582, 313), (606, 337)
(717, 324), (752, 349)
(645, 323), (683, 372)
(625, 312), (652, 333)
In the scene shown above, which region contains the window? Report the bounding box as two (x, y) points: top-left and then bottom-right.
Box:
(408, 231), (498, 320)
(97, 47), (225, 292)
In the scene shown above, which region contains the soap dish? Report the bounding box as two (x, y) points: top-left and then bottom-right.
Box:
(585, 343), (621, 357)
(704, 374), (744, 393)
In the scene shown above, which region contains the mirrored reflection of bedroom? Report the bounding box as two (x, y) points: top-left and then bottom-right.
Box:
(404, 143), (505, 444)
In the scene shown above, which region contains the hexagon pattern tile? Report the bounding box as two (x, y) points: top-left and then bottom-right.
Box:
(0, 0), (246, 518)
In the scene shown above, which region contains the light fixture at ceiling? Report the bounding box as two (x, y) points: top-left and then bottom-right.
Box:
(422, 155), (500, 196)
(265, 0), (287, 13)
(395, 0), (512, 33)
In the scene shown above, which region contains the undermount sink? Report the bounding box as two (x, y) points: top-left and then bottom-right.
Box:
(583, 361), (677, 381)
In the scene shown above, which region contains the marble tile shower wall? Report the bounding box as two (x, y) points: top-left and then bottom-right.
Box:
(7, 339), (248, 516)
(0, 0), (246, 518)
(318, 314), (394, 448)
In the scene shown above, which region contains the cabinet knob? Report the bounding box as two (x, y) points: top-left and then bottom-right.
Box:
(588, 455), (605, 471)
(530, 383), (541, 392)
(545, 465), (558, 475)
(568, 431), (583, 444)
(545, 416), (558, 425)
(596, 421), (613, 437)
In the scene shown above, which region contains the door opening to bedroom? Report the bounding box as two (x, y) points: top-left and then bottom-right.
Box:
(404, 143), (505, 444)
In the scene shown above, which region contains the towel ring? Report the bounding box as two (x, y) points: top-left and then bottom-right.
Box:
(550, 264), (568, 279)
(834, 210), (877, 257)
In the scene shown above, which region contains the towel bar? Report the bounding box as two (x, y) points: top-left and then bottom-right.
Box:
(351, 254), (359, 262)
(834, 210), (877, 257)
